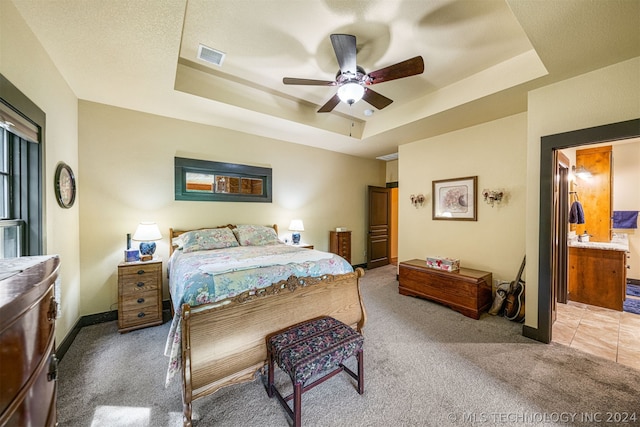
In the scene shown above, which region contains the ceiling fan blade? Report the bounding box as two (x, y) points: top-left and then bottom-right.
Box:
(366, 56), (425, 85)
(283, 77), (336, 86)
(330, 34), (357, 75)
(362, 88), (393, 110)
(318, 94), (341, 113)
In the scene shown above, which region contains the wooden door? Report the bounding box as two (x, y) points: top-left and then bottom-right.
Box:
(575, 146), (612, 242)
(367, 186), (391, 269)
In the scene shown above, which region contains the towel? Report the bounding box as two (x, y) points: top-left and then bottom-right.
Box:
(569, 201), (585, 224)
(612, 211), (638, 229)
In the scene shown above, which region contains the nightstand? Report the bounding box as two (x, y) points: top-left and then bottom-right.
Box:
(118, 258), (163, 333)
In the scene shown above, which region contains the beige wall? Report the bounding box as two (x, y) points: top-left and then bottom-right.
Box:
(1, 1), (81, 344)
(386, 159), (398, 183)
(79, 101), (385, 314)
(526, 57), (640, 328)
(398, 113), (527, 284)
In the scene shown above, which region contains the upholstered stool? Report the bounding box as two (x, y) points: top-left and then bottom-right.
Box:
(266, 316), (364, 427)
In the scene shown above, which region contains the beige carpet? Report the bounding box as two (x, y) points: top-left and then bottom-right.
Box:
(57, 264), (640, 426)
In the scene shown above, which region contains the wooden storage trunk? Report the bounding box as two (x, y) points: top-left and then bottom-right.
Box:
(398, 259), (492, 320)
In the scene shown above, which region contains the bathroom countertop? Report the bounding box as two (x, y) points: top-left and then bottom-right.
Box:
(568, 234), (629, 252)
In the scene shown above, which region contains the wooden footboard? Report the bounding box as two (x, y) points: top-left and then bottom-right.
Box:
(180, 268), (366, 426)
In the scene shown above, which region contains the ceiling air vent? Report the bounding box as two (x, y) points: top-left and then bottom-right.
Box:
(197, 44), (225, 67)
(376, 153), (399, 161)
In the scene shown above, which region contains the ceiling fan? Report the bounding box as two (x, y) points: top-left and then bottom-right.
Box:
(283, 34), (424, 113)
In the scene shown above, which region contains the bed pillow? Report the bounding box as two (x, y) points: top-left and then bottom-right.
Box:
(181, 227), (239, 253)
(233, 225), (281, 246)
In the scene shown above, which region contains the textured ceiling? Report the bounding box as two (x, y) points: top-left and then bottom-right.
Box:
(10, 0), (640, 159)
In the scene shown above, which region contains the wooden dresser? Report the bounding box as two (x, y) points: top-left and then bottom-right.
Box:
(329, 231), (351, 264)
(0, 255), (60, 427)
(398, 259), (492, 319)
(118, 258), (163, 333)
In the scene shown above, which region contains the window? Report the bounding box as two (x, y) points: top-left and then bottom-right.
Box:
(175, 157), (272, 203)
(1, 129), (8, 219)
(1, 75), (45, 257)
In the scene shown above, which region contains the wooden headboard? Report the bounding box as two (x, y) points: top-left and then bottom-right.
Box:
(169, 224), (279, 256)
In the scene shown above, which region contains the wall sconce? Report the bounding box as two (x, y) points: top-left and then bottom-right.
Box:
(572, 165), (592, 179)
(410, 194), (425, 207)
(482, 189), (504, 207)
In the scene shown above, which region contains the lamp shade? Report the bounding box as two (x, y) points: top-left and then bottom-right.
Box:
(132, 222), (162, 241)
(337, 82), (364, 105)
(288, 219), (304, 232)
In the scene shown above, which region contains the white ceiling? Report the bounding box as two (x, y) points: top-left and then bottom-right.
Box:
(11, 0), (640, 159)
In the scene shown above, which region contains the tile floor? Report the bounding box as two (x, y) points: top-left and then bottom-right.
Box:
(552, 299), (640, 371)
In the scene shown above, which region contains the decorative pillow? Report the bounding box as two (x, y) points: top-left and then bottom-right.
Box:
(233, 225), (281, 246)
(181, 227), (239, 253)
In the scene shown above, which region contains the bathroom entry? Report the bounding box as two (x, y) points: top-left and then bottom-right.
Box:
(539, 119), (639, 344)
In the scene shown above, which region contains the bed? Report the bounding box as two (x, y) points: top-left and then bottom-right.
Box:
(163, 224), (366, 426)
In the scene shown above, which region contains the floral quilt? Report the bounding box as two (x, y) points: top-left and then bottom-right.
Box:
(163, 244), (353, 386)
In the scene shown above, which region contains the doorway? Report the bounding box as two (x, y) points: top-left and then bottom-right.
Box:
(535, 118), (640, 345)
(367, 186), (391, 269)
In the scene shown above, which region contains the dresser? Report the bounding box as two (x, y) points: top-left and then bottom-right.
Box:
(329, 231), (351, 264)
(0, 255), (60, 427)
(398, 259), (492, 319)
(118, 258), (163, 333)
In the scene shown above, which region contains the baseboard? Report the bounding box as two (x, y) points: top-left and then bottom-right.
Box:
(522, 324), (550, 344)
(55, 317), (83, 362)
(628, 278), (640, 286)
(56, 300), (172, 361)
(352, 263), (367, 270)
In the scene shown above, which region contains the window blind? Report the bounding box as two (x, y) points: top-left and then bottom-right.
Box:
(0, 100), (39, 143)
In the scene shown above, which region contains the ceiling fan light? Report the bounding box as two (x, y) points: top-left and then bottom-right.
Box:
(337, 82), (364, 105)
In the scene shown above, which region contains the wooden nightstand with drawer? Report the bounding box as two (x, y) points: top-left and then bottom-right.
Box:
(118, 258), (163, 333)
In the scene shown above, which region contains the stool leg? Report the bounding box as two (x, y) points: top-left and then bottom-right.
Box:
(357, 349), (364, 395)
(293, 383), (302, 427)
(267, 351), (274, 398)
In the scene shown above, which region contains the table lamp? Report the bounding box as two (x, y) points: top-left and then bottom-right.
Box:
(288, 219), (304, 245)
(132, 222), (162, 261)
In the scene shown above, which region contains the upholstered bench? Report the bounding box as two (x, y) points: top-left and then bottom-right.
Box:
(265, 316), (364, 427)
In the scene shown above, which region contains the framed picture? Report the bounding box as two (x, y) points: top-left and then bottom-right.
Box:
(432, 176), (477, 221)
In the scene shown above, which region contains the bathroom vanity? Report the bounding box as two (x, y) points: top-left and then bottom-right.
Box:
(568, 236), (629, 311)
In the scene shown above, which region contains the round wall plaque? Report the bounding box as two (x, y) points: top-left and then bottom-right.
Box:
(54, 162), (76, 208)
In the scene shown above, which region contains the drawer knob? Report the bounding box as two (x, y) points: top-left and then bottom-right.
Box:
(137, 282), (144, 287)
(138, 312), (145, 318)
(137, 297), (145, 304)
(137, 269), (145, 275)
